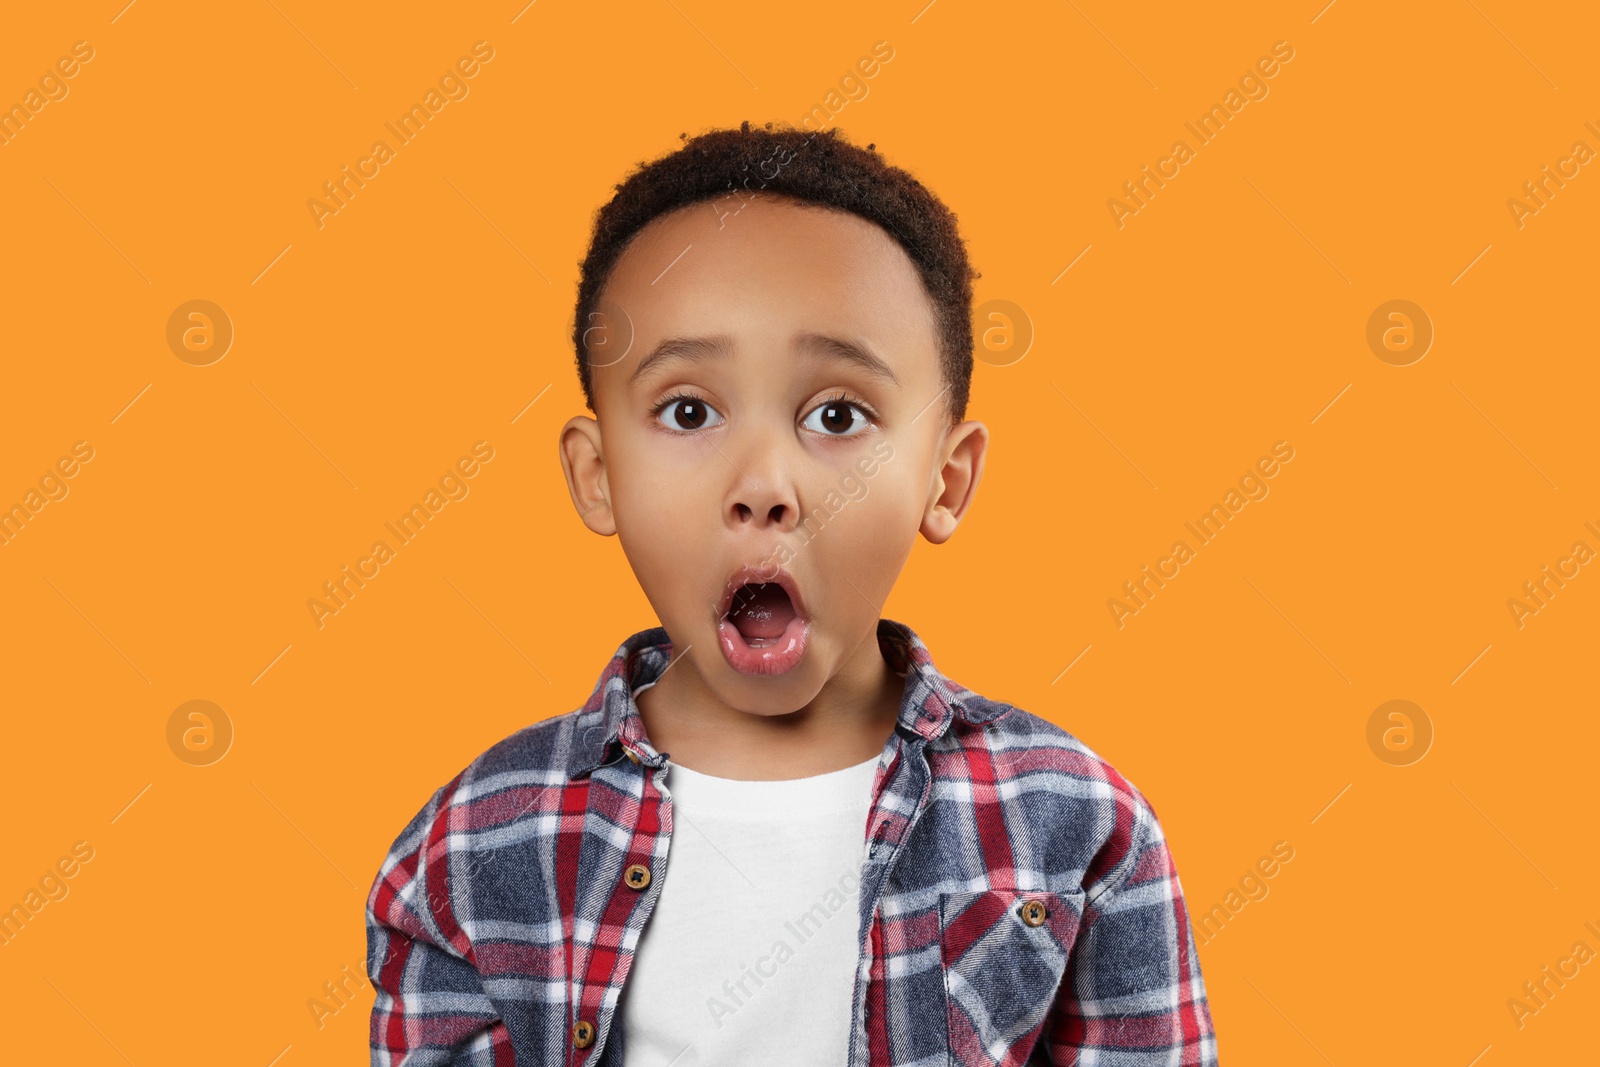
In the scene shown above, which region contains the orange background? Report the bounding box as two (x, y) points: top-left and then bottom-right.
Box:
(2, 1), (1596, 1063)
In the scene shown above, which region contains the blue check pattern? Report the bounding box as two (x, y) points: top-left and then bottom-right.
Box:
(367, 617), (1218, 1065)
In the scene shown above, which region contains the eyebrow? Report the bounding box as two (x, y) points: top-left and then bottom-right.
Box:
(626, 331), (900, 388)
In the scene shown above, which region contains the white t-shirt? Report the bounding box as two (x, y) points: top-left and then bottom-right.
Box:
(620, 693), (880, 1066)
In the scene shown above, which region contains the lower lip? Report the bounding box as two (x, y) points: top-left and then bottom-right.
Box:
(717, 615), (811, 675)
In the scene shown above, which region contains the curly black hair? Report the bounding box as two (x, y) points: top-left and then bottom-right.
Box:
(572, 121), (978, 426)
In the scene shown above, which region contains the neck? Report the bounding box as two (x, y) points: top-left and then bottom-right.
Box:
(635, 623), (905, 781)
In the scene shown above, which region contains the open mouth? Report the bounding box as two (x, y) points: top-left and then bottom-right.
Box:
(716, 565), (811, 675)
(727, 582), (797, 645)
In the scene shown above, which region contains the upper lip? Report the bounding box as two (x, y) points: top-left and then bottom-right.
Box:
(718, 562), (809, 622)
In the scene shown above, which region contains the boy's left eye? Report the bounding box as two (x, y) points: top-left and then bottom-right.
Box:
(802, 398), (873, 437)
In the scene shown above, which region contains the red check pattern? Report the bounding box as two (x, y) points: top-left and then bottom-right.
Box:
(367, 618), (1218, 1065)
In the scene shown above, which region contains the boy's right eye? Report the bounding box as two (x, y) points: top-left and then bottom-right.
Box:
(654, 394), (725, 433)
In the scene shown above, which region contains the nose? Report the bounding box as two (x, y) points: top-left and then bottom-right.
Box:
(723, 430), (801, 532)
(733, 494), (794, 528)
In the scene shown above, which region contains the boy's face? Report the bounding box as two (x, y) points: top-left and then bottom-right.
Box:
(559, 193), (987, 717)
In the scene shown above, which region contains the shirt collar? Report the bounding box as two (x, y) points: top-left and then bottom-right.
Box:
(565, 617), (1003, 780)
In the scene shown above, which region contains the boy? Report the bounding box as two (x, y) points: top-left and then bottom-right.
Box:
(366, 121), (1217, 1066)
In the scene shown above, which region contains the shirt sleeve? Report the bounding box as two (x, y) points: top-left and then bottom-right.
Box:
(366, 778), (511, 1066)
(1038, 790), (1218, 1065)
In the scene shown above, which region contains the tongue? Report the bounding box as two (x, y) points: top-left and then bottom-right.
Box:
(729, 583), (796, 642)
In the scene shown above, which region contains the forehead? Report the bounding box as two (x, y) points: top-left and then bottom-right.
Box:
(594, 195), (938, 390)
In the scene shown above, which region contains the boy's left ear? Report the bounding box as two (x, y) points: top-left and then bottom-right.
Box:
(920, 420), (988, 544)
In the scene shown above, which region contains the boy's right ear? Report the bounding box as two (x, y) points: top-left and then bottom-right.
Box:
(558, 416), (616, 536)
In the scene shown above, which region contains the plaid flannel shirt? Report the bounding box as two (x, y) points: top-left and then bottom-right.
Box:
(366, 617), (1218, 1065)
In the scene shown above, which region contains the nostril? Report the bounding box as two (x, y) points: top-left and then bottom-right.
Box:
(730, 501), (791, 525)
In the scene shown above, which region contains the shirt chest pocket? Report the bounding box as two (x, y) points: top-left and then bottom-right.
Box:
(938, 887), (1086, 1066)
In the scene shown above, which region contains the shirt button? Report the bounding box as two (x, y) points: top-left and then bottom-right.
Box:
(572, 1019), (596, 1047)
(1019, 898), (1048, 926)
(623, 863), (651, 890)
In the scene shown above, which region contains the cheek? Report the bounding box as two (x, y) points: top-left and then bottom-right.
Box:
(612, 435), (715, 514)
(613, 466), (702, 551)
(810, 461), (924, 573)
(608, 446), (725, 609)
(614, 507), (708, 623)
